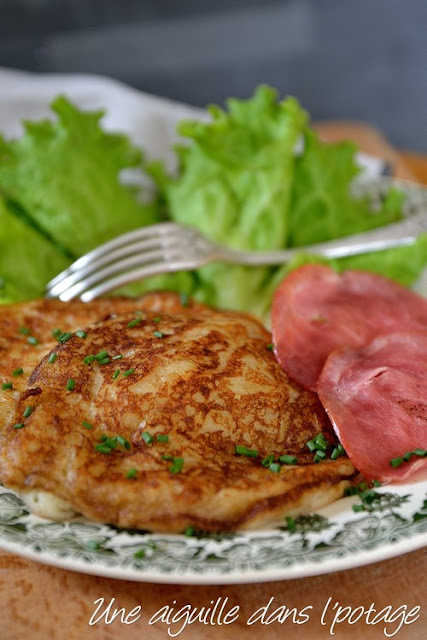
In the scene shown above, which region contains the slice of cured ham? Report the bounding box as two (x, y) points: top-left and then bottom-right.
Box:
(271, 264), (427, 391)
(317, 331), (427, 482)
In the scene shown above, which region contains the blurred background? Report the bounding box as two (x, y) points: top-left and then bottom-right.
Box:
(0, 0), (426, 151)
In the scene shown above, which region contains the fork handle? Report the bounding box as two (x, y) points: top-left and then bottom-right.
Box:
(215, 211), (426, 265)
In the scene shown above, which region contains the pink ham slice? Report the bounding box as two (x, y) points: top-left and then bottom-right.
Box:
(317, 331), (427, 482)
(271, 264), (427, 391)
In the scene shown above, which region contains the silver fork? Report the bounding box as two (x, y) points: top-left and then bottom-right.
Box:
(46, 212), (427, 302)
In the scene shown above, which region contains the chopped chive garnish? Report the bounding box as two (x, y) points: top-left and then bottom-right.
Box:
(27, 336), (39, 346)
(98, 357), (110, 365)
(48, 353), (58, 364)
(413, 448), (426, 457)
(285, 516), (296, 532)
(235, 445), (258, 457)
(373, 480), (382, 487)
(142, 431), (154, 445)
(170, 457), (184, 474)
(58, 332), (73, 343)
(83, 355), (96, 364)
(19, 326), (30, 335)
(184, 526), (195, 537)
(95, 435), (129, 453)
(75, 330), (87, 339)
(51, 328), (62, 338)
(112, 354), (123, 361)
(352, 504), (365, 513)
(23, 406), (33, 418)
(156, 434), (169, 443)
(180, 292), (189, 307)
(134, 549), (145, 559)
(306, 439), (317, 452)
(344, 487), (357, 497)
(82, 421), (93, 430)
(128, 317), (142, 328)
(269, 462), (281, 473)
(12, 367), (24, 376)
(160, 455), (184, 473)
(66, 378), (75, 391)
(388, 449), (426, 470)
(357, 482), (368, 491)
(13, 423), (25, 430)
(307, 433), (331, 456)
(279, 455), (298, 465)
(331, 444), (345, 460)
(359, 489), (376, 504)
(94, 443), (112, 454)
(2, 382), (13, 390)
(153, 317), (162, 323)
(153, 330), (164, 339)
(126, 468), (137, 479)
(123, 368), (135, 377)
(95, 349), (108, 361)
(266, 343), (274, 351)
(314, 435), (328, 452)
(116, 435), (131, 450)
(112, 369), (120, 380)
(262, 454), (276, 467)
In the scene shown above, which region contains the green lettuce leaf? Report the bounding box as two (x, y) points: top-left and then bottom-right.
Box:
(0, 87), (424, 314)
(0, 96), (158, 258)
(148, 87), (425, 319)
(0, 196), (69, 302)
(289, 129), (405, 246)
(337, 235), (427, 286)
(147, 86), (309, 311)
(148, 86), (307, 250)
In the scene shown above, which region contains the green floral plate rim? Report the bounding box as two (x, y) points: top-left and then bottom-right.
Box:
(0, 481), (425, 584)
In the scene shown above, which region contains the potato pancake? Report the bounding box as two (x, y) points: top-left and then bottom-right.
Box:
(0, 296), (355, 531)
(0, 292), (205, 433)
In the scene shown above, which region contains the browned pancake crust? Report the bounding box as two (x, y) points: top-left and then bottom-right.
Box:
(0, 292), (206, 430)
(0, 305), (355, 532)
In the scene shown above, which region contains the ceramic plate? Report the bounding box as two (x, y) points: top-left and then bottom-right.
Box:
(0, 119), (426, 583)
(0, 480), (425, 584)
(1, 175), (426, 584)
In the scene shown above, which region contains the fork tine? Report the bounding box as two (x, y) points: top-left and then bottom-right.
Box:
(53, 245), (195, 301)
(46, 222), (183, 290)
(46, 232), (193, 298)
(78, 258), (203, 303)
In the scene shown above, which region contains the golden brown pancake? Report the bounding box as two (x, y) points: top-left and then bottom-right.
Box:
(0, 298), (355, 532)
(0, 292), (205, 432)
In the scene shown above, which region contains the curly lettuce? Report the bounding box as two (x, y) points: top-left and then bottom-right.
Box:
(148, 86), (425, 317)
(0, 87), (424, 312)
(0, 96), (157, 259)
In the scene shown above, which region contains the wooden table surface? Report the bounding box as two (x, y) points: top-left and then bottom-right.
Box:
(0, 123), (426, 640)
